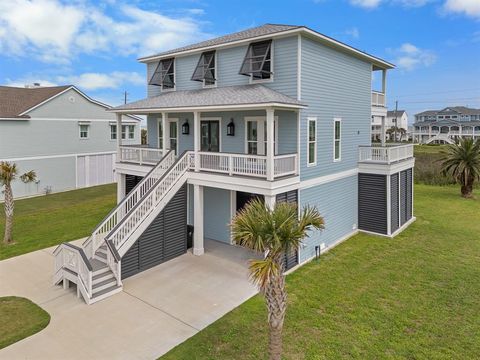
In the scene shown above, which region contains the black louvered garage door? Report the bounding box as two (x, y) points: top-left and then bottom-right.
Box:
(391, 173), (399, 233)
(276, 190), (299, 270)
(121, 185), (187, 279)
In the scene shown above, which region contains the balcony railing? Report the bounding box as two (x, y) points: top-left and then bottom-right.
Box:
(118, 148), (298, 180)
(359, 144), (414, 164)
(372, 91), (386, 107)
(195, 152), (297, 179)
(119, 146), (164, 165)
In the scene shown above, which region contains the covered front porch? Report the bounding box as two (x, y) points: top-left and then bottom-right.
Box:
(111, 84), (304, 183)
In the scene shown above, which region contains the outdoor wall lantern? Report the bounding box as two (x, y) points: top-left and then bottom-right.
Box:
(182, 119), (190, 135)
(227, 118), (235, 136)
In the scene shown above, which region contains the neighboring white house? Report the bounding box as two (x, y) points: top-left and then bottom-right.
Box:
(0, 84), (141, 199)
(372, 109), (408, 141)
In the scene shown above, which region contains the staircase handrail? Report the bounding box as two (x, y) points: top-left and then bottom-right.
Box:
(105, 151), (191, 256)
(82, 150), (176, 258)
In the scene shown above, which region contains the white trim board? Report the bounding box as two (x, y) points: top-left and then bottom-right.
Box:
(299, 168), (358, 190)
(1, 151), (116, 162)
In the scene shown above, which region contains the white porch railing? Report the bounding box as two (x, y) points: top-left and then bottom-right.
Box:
(119, 146), (164, 165)
(195, 152), (298, 179)
(83, 151), (176, 259)
(372, 91), (386, 107)
(359, 144), (414, 164)
(53, 244), (92, 301)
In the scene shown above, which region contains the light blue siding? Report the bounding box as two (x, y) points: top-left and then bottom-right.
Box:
(204, 187), (231, 243)
(146, 35), (298, 99)
(146, 114), (158, 147)
(145, 110), (298, 154)
(299, 36), (371, 180)
(298, 175), (358, 263)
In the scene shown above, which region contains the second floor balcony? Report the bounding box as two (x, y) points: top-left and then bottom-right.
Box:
(359, 144), (414, 165)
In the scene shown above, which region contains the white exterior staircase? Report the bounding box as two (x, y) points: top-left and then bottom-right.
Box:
(425, 133), (455, 144)
(53, 150), (184, 304)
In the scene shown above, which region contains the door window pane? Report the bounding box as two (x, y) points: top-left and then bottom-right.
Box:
(247, 121), (258, 155)
(158, 121), (163, 148)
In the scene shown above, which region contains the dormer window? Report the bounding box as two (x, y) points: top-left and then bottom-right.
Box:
(191, 51), (216, 87)
(239, 40), (272, 81)
(149, 58), (175, 90)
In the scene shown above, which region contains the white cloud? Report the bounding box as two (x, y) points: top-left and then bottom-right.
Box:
(443, 0), (480, 18)
(5, 71), (144, 91)
(345, 27), (360, 39)
(349, 0), (383, 8)
(0, 0), (210, 63)
(391, 43), (437, 70)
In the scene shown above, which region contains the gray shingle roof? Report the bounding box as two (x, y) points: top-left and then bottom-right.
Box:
(139, 24), (300, 61)
(387, 110), (406, 117)
(112, 84), (305, 112)
(416, 106), (480, 117)
(0, 85), (70, 118)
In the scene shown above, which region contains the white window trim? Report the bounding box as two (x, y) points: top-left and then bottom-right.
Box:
(307, 116), (317, 167)
(249, 40), (274, 84)
(244, 116), (278, 155)
(110, 124), (117, 141)
(202, 51), (217, 89)
(333, 117), (342, 162)
(200, 116), (222, 152)
(79, 124), (90, 140)
(168, 118), (179, 153)
(161, 58), (176, 92)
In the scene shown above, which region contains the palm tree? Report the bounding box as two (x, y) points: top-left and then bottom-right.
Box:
(440, 138), (480, 198)
(0, 162), (37, 244)
(231, 199), (324, 360)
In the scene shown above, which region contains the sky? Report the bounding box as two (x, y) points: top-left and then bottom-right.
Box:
(0, 0), (479, 123)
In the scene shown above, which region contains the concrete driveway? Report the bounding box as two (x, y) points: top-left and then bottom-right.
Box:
(0, 239), (257, 359)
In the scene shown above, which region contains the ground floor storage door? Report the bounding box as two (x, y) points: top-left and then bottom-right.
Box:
(76, 153), (115, 188)
(121, 185), (187, 279)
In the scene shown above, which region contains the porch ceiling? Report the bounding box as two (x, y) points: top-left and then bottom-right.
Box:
(109, 84), (306, 114)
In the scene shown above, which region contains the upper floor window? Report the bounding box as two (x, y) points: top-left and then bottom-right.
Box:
(79, 124), (89, 139)
(110, 124), (117, 140)
(149, 58), (175, 90)
(239, 40), (272, 81)
(192, 51), (216, 87)
(334, 118), (341, 161)
(121, 125), (135, 140)
(307, 117), (317, 166)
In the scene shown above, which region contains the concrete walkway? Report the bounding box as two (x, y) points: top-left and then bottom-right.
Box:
(0, 239), (257, 359)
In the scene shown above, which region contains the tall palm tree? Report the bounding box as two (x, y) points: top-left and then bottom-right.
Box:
(231, 199), (324, 360)
(440, 138), (480, 198)
(0, 162), (37, 244)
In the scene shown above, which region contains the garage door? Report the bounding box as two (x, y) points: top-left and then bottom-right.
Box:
(77, 153), (115, 188)
(121, 185), (188, 279)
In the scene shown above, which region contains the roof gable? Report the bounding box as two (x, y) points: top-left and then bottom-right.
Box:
(0, 85), (70, 118)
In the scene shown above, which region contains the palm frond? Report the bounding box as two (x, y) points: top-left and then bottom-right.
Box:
(20, 170), (37, 184)
(0, 161), (18, 185)
(248, 257), (281, 292)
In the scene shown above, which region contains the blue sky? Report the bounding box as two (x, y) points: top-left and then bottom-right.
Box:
(0, 0), (479, 122)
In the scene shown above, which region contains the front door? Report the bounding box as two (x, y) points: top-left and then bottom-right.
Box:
(200, 120), (220, 152)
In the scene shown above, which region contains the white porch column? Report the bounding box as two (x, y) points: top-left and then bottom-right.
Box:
(193, 184), (204, 255)
(264, 195), (276, 210)
(381, 116), (386, 146)
(194, 111), (200, 171)
(161, 112), (168, 154)
(266, 108), (275, 181)
(116, 113), (122, 158)
(116, 172), (125, 204)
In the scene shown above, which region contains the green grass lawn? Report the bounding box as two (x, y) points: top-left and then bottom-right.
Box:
(162, 184), (480, 359)
(414, 144), (447, 155)
(0, 184), (116, 260)
(0, 296), (50, 349)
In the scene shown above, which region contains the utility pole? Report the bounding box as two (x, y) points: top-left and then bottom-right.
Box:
(124, 91), (128, 104)
(393, 100), (398, 143)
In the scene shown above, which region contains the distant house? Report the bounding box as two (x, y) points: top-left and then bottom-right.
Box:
(412, 106), (480, 144)
(372, 109), (408, 141)
(0, 85), (141, 199)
